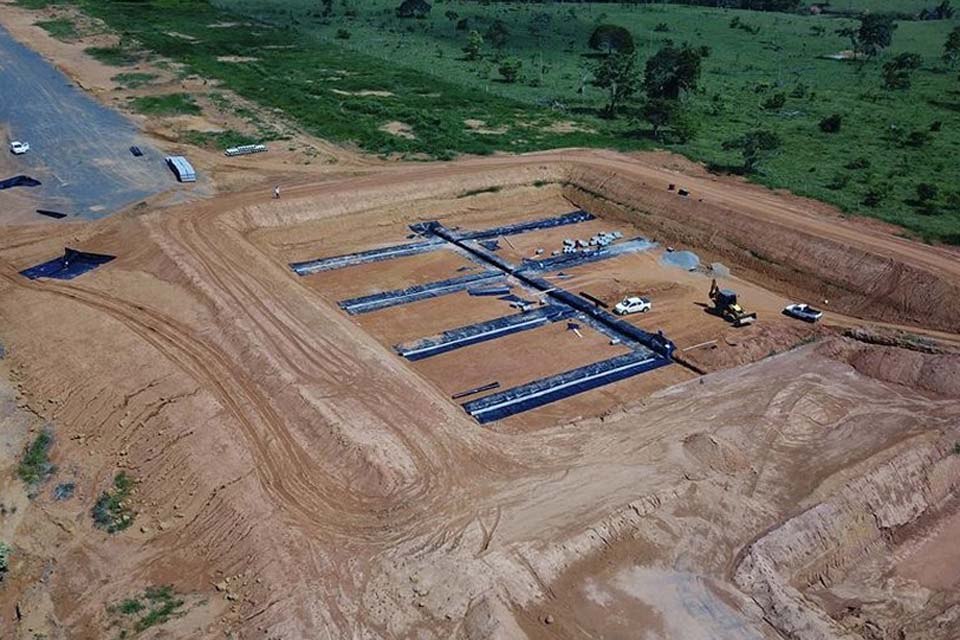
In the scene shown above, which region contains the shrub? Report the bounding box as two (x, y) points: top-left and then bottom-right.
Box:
(819, 113), (842, 133)
(111, 72), (158, 88)
(0, 542), (10, 575)
(131, 93), (200, 116)
(35, 18), (77, 40)
(92, 472), (135, 533)
(906, 129), (932, 147)
(18, 430), (55, 488)
(845, 156), (870, 170)
(498, 57), (522, 83)
(335, 28), (350, 40)
(84, 45), (138, 66)
(916, 182), (938, 202)
(762, 92), (786, 110)
(862, 183), (891, 207)
(827, 173), (850, 190)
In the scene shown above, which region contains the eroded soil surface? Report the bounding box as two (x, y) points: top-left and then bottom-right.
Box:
(0, 149), (957, 640)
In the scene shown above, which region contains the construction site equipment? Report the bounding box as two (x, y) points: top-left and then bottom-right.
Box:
(709, 279), (757, 327)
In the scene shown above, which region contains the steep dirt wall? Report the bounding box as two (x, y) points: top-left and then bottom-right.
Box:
(234, 163), (571, 231)
(563, 166), (960, 334)
(818, 340), (960, 397)
(733, 436), (960, 640)
(197, 153), (960, 334)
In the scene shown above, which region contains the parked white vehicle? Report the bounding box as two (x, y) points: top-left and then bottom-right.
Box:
(10, 141), (30, 155)
(783, 303), (824, 323)
(614, 296), (652, 315)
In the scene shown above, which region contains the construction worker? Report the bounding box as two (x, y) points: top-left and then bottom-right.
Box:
(273, 185), (281, 199)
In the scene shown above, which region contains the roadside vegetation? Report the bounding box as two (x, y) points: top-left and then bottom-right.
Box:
(130, 93), (201, 116)
(107, 585), (186, 636)
(84, 44), (140, 66)
(91, 472), (135, 533)
(111, 72), (158, 89)
(18, 0), (960, 243)
(17, 429), (56, 491)
(34, 17), (77, 40)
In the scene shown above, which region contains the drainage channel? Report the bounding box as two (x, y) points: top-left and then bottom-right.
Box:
(339, 270), (504, 315)
(395, 304), (576, 361)
(463, 351), (669, 423)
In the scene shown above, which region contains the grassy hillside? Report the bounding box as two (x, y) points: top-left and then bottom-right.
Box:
(31, 0), (960, 242)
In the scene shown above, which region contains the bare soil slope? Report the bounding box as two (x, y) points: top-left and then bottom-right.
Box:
(0, 152), (958, 639)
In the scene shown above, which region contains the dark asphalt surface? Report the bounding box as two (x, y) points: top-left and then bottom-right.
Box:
(0, 25), (177, 220)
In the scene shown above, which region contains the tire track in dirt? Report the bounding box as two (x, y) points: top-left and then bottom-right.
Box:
(0, 259), (450, 543)
(149, 205), (471, 530)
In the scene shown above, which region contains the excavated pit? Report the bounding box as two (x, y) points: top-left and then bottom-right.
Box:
(1, 151), (958, 639)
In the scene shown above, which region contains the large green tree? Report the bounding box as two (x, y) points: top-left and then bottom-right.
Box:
(882, 53), (923, 90)
(485, 19), (510, 51)
(837, 14), (898, 62)
(643, 43), (704, 101)
(639, 43), (705, 140)
(723, 130), (782, 173)
(592, 52), (640, 118)
(588, 25), (635, 55)
(943, 26), (960, 67)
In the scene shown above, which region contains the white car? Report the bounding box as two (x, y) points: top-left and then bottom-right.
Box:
(10, 141), (30, 155)
(614, 296), (652, 315)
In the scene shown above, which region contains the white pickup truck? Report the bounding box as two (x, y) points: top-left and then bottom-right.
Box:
(614, 296), (652, 315)
(10, 141), (30, 155)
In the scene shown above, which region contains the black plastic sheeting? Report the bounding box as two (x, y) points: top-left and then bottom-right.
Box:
(36, 209), (68, 219)
(293, 211), (592, 277)
(395, 305), (575, 361)
(418, 221), (676, 359)
(410, 210), (594, 241)
(517, 237), (655, 273)
(463, 351), (672, 424)
(468, 285), (511, 296)
(290, 238), (445, 275)
(339, 270), (504, 315)
(0, 175), (41, 190)
(20, 248), (116, 280)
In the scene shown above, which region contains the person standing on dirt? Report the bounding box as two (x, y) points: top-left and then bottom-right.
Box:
(274, 185), (281, 200)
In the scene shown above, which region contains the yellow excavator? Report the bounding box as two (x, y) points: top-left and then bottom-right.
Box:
(709, 279), (757, 327)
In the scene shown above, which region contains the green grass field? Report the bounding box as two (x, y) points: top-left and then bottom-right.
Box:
(130, 93), (201, 115)
(35, 17), (77, 40)
(43, 0), (960, 242)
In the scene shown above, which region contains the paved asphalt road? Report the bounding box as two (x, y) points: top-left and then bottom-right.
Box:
(0, 25), (178, 220)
